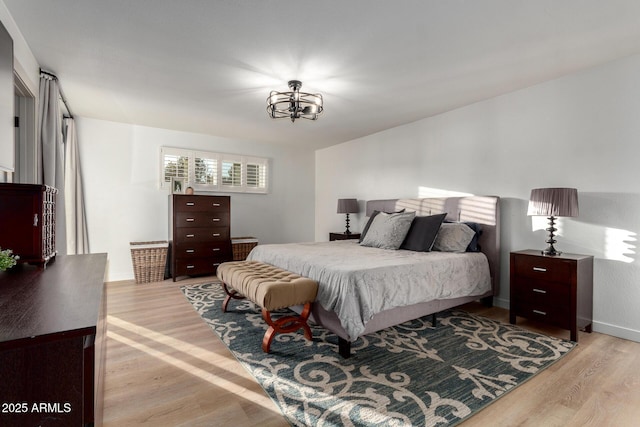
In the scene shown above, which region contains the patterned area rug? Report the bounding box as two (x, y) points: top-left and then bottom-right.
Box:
(182, 282), (575, 426)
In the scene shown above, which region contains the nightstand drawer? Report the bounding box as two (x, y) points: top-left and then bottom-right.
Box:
(513, 255), (573, 282)
(512, 278), (570, 306)
(512, 300), (571, 329)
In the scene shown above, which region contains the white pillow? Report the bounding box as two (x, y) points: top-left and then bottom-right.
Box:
(359, 211), (415, 250)
(433, 222), (476, 253)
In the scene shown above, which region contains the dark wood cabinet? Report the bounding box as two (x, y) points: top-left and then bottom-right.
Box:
(509, 249), (593, 341)
(0, 183), (57, 267)
(0, 254), (107, 426)
(329, 232), (361, 241)
(169, 194), (232, 281)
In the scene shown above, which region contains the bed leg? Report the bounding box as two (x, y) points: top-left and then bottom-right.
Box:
(431, 313), (437, 327)
(338, 337), (351, 359)
(481, 296), (494, 308)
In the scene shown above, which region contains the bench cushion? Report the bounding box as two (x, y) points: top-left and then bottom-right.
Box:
(217, 260), (318, 311)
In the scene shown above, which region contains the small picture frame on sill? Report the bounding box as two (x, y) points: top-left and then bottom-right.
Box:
(171, 177), (185, 194)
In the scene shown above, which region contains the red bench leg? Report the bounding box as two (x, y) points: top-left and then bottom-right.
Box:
(221, 282), (245, 312)
(261, 302), (313, 353)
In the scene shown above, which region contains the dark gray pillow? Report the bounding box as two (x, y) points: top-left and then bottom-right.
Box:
(400, 213), (447, 252)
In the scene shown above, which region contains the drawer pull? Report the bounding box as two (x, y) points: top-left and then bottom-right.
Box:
(212, 233), (221, 237)
(212, 218), (221, 222)
(532, 288), (547, 294)
(186, 218), (195, 222)
(212, 203), (221, 207)
(533, 310), (547, 316)
(186, 249), (195, 253)
(186, 265), (195, 269)
(212, 248), (220, 252)
(186, 202), (195, 206)
(532, 267), (547, 272)
(186, 234), (195, 238)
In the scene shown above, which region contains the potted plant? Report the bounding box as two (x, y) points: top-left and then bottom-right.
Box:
(0, 248), (19, 271)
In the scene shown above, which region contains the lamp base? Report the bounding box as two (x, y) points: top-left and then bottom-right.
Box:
(344, 213), (352, 235)
(541, 215), (561, 256)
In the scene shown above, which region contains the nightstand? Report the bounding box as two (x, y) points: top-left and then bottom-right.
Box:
(509, 249), (593, 342)
(329, 232), (361, 241)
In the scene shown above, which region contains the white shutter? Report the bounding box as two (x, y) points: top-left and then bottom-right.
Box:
(193, 151), (218, 187)
(161, 147), (189, 189)
(160, 147), (269, 193)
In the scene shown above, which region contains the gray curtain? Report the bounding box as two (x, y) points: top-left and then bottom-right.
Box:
(64, 118), (89, 254)
(39, 74), (66, 255)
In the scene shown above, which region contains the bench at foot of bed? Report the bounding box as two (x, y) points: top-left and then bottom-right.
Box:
(217, 260), (319, 353)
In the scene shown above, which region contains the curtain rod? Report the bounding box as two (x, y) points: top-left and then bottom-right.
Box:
(40, 68), (74, 119)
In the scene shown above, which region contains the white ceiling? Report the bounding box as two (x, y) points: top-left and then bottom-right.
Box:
(5, 0), (640, 149)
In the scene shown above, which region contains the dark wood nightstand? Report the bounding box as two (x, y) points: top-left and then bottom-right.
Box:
(329, 232), (361, 241)
(509, 249), (594, 342)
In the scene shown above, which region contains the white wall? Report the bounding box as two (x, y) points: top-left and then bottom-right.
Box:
(78, 117), (315, 281)
(316, 53), (640, 343)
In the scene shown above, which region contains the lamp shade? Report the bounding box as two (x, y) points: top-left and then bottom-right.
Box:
(527, 188), (579, 217)
(337, 198), (359, 214)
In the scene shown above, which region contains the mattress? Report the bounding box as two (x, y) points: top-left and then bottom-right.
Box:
(247, 240), (491, 340)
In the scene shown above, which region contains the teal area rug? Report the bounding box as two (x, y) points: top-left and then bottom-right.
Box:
(182, 282), (575, 426)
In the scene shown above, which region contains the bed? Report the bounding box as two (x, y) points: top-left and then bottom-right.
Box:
(247, 196), (500, 357)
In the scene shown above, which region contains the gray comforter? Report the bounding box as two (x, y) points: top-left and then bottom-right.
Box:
(247, 240), (491, 340)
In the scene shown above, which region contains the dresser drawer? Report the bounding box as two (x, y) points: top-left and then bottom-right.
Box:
(175, 258), (226, 276)
(512, 300), (571, 329)
(175, 211), (230, 228)
(513, 255), (573, 283)
(173, 195), (230, 212)
(173, 241), (231, 258)
(512, 278), (570, 306)
(174, 226), (230, 243)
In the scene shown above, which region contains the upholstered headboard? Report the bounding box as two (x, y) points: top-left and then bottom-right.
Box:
(365, 196), (501, 295)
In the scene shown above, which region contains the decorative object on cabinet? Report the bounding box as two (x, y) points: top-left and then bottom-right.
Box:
(527, 187), (579, 256)
(169, 194), (232, 281)
(329, 232), (361, 241)
(231, 237), (259, 261)
(337, 198), (359, 235)
(0, 183), (57, 267)
(171, 177), (185, 194)
(0, 248), (18, 271)
(130, 241), (169, 283)
(185, 186), (194, 195)
(510, 249), (593, 342)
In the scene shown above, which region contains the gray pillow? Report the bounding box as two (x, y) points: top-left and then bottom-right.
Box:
(360, 211), (416, 249)
(433, 222), (477, 253)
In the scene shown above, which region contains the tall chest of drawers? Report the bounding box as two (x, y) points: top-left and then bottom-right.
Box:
(169, 194), (232, 281)
(0, 183), (57, 267)
(509, 249), (593, 342)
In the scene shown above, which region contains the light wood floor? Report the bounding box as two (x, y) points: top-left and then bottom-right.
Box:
(103, 277), (640, 426)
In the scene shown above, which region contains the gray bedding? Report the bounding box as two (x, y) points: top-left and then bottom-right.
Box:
(247, 240), (491, 340)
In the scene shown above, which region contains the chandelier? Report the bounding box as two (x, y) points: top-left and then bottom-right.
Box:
(267, 80), (323, 122)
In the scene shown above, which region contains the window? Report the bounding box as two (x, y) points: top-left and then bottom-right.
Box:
(161, 147), (269, 193)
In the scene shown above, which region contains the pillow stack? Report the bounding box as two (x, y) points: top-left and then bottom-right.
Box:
(359, 210), (482, 253)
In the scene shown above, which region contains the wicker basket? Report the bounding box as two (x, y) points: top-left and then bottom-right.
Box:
(130, 241), (168, 284)
(231, 237), (258, 261)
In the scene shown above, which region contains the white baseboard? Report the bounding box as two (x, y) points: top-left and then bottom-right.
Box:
(592, 321), (640, 343)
